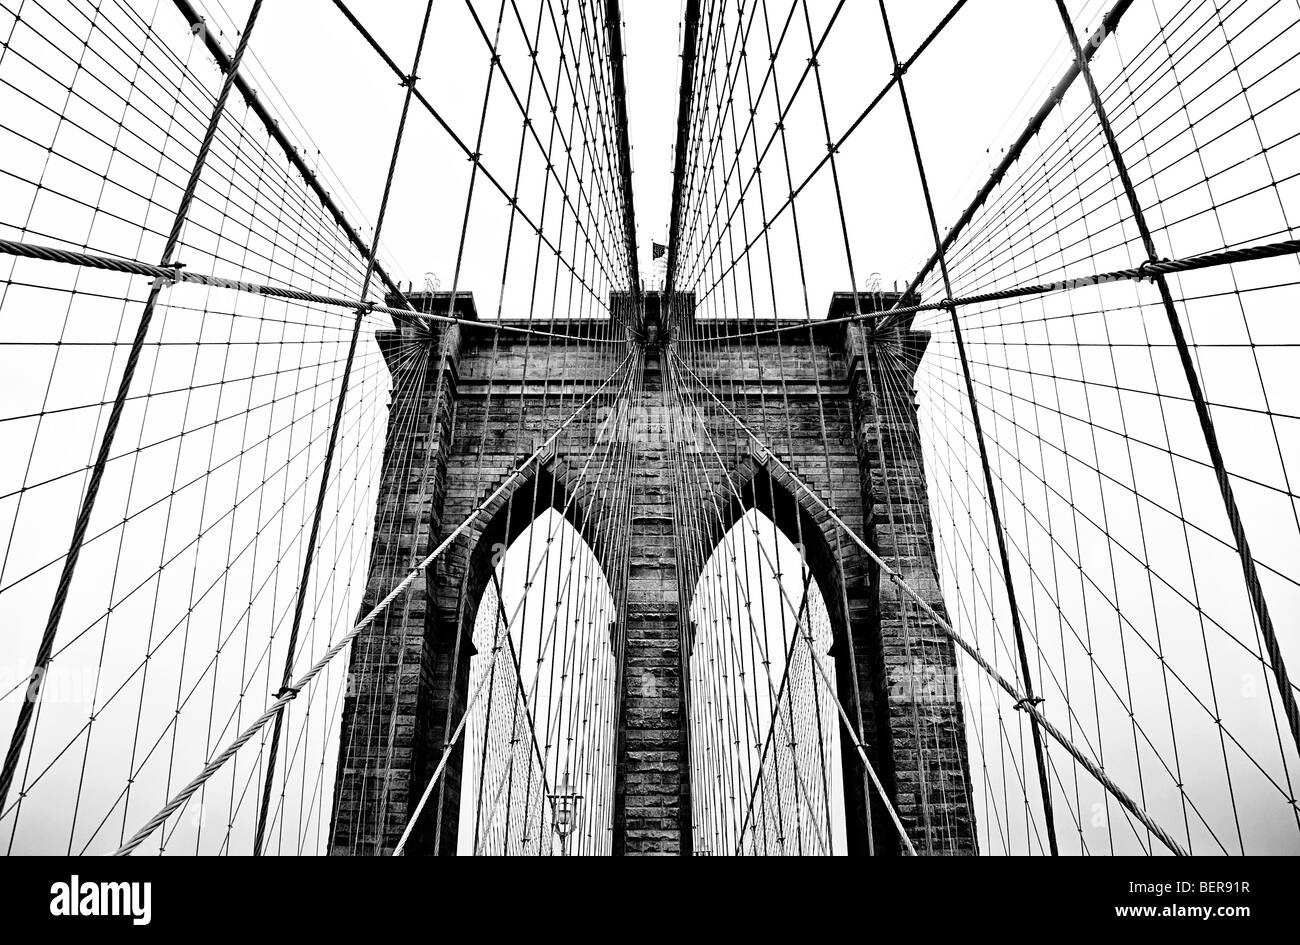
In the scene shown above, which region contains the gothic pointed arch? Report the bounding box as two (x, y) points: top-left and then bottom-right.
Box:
(680, 445), (899, 854)
(437, 454), (622, 652)
(412, 454), (623, 855)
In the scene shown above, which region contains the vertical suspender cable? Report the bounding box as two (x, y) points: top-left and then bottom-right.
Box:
(252, 0), (439, 855)
(890, 0), (1135, 325)
(169, 0), (411, 314)
(875, 0), (1060, 854)
(664, 0), (702, 312)
(605, 0), (642, 305)
(1052, 0), (1300, 761)
(0, 0), (267, 823)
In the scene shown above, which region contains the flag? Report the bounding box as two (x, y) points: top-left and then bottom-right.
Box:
(652, 241), (667, 259)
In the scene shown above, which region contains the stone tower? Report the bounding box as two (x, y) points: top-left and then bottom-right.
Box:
(328, 290), (976, 856)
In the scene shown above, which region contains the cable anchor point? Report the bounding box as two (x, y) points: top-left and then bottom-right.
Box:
(152, 262), (184, 291)
(1137, 258), (1169, 282)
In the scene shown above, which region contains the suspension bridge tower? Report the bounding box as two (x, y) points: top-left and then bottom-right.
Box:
(327, 289), (977, 856)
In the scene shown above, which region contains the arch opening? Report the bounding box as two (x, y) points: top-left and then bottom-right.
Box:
(686, 506), (849, 856)
(454, 508), (618, 855)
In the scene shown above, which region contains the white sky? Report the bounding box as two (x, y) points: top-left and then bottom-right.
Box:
(0, 0), (1297, 856)
(196, 0), (1112, 302)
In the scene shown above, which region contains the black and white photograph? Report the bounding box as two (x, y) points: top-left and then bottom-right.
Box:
(0, 0), (1293, 925)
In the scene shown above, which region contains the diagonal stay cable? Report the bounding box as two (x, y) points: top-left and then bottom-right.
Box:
(875, 0), (1057, 854)
(169, 0), (409, 312)
(111, 354), (630, 855)
(684, 0), (969, 307)
(802, 630), (917, 856)
(1052, 0), (1300, 765)
(667, 351), (884, 854)
(0, 0), (267, 822)
(671, 350), (1189, 856)
(253, 0), (442, 855)
(330, 0), (630, 333)
(875, 0), (1138, 333)
(398, 361), (637, 855)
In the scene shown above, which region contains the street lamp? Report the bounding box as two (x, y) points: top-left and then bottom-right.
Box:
(549, 778), (582, 855)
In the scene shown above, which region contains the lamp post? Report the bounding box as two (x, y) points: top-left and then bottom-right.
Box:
(549, 778), (582, 856)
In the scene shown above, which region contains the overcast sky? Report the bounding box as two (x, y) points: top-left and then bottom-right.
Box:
(0, 0), (1296, 856)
